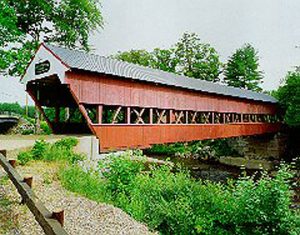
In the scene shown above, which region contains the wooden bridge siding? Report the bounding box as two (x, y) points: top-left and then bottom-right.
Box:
(92, 123), (281, 151)
(65, 72), (277, 114)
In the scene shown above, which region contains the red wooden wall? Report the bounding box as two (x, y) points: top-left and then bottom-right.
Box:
(65, 71), (277, 115)
(61, 71), (280, 152)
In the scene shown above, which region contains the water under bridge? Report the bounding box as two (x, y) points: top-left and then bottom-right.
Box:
(21, 44), (281, 152)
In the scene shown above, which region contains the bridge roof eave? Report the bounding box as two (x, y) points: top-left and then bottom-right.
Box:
(23, 43), (278, 104)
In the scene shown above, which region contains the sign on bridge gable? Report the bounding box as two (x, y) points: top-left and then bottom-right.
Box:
(21, 44), (69, 85)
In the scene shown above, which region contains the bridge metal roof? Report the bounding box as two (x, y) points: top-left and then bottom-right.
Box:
(45, 44), (277, 104)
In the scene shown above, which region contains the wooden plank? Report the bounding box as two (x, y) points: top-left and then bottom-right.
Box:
(93, 123), (281, 152)
(0, 153), (68, 235)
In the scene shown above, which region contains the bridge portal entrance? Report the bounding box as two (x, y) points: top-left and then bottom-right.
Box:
(27, 75), (91, 135)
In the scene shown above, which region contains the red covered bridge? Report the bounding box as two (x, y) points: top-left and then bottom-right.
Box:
(21, 44), (280, 152)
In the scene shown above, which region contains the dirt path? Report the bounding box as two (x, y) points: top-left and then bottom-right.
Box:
(0, 161), (154, 235)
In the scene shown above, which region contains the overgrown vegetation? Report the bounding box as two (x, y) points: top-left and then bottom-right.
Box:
(17, 137), (84, 165)
(18, 138), (300, 235)
(61, 155), (300, 235)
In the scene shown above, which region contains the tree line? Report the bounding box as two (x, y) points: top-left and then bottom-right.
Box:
(114, 33), (300, 127)
(114, 33), (263, 92)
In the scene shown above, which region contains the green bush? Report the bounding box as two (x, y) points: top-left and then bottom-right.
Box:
(118, 165), (198, 233)
(59, 154), (300, 235)
(17, 151), (33, 165)
(40, 121), (52, 134)
(17, 137), (83, 165)
(31, 139), (49, 160)
(100, 154), (145, 197)
(148, 142), (187, 155)
(53, 137), (78, 151)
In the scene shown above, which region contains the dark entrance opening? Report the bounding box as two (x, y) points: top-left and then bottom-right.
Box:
(27, 76), (92, 134)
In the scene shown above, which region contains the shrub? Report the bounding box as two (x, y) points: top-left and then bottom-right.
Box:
(40, 121), (52, 134)
(53, 137), (78, 151)
(148, 143), (187, 155)
(100, 154), (146, 197)
(17, 139), (48, 165)
(31, 139), (49, 160)
(119, 165), (198, 233)
(17, 137), (83, 165)
(17, 151), (33, 165)
(59, 154), (300, 235)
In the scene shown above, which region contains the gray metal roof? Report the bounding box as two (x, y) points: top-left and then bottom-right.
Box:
(45, 44), (277, 104)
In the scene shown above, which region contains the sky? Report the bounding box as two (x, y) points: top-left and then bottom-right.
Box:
(1, 0), (300, 105)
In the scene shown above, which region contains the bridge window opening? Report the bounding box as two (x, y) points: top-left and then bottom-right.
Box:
(257, 114), (263, 122)
(43, 107), (83, 123)
(102, 106), (126, 124)
(224, 113), (233, 124)
(153, 109), (168, 124)
(213, 112), (225, 124)
(250, 114), (258, 122)
(84, 104), (98, 124)
(131, 107), (150, 124)
(199, 112), (212, 124)
(187, 111), (198, 124)
(242, 114), (250, 123)
(233, 113), (242, 123)
(97, 105), (280, 126)
(173, 110), (186, 124)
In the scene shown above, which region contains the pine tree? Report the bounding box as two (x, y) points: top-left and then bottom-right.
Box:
(224, 44), (263, 92)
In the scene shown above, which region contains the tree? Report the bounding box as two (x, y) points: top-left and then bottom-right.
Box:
(174, 32), (221, 82)
(114, 33), (222, 82)
(0, 0), (103, 77)
(115, 50), (153, 68)
(151, 48), (178, 73)
(0, 1), (20, 46)
(224, 44), (263, 91)
(115, 48), (178, 74)
(275, 71), (300, 127)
